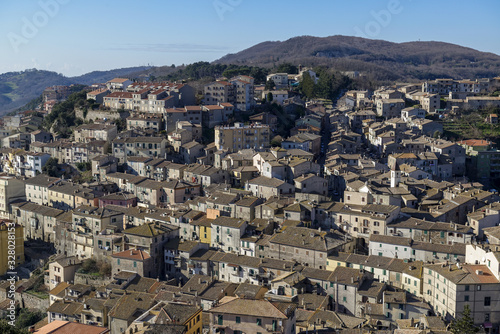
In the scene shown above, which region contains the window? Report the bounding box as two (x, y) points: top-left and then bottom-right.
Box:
(465, 285), (469, 291)
(477, 285), (482, 291)
(485, 297), (491, 306)
(464, 295), (469, 302)
(256, 318), (262, 326)
(343, 296), (347, 302)
(236, 316), (241, 323)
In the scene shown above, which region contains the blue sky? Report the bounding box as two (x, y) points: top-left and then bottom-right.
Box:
(1, 0), (499, 77)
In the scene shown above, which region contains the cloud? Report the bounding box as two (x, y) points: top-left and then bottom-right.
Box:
(106, 43), (230, 53)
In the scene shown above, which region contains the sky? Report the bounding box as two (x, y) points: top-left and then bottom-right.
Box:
(1, 0), (499, 77)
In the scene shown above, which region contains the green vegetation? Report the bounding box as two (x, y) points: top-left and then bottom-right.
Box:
(265, 79), (276, 91)
(270, 136), (282, 147)
(449, 305), (478, 334)
(0, 320), (28, 334)
(441, 106), (500, 141)
(114, 117), (127, 132)
(76, 161), (92, 172)
(42, 89), (91, 137)
(78, 258), (112, 277)
(42, 158), (60, 177)
(15, 309), (46, 330)
(299, 67), (351, 101)
(276, 63), (298, 74)
(217, 35), (500, 81)
(157, 61), (270, 84)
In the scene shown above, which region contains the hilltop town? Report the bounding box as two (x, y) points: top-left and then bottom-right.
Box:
(1, 70), (500, 334)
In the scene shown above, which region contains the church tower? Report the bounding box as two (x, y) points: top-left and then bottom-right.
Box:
(391, 161), (401, 188)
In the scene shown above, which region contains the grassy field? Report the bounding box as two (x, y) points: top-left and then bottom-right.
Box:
(440, 107), (500, 141)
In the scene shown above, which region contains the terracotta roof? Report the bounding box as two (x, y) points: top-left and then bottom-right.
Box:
(458, 139), (491, 146)
(208, 297), (289, 319)
(108, 78), (130, 83)
(111, 249), (151, 261)
(35, 320), (109, 334)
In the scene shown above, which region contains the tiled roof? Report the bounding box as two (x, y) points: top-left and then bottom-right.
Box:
(208, 298), (289, 319)
(111, 249), (151, 261)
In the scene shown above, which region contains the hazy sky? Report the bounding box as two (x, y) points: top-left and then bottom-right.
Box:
(1, 0), (499, 77)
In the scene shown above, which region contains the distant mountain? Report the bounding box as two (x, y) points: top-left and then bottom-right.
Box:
(215, 35), (500, 81)
(0, 66), (150, 115)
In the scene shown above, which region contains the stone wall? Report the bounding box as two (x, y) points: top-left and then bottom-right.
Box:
(75, 108), (129, 122)
(15, 291), (49, 311)
(74, 273), (113, 286)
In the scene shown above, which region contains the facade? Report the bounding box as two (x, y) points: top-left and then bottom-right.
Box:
(376, 99), (405, 118)
(111, 249), (155, 278)
(48, 256), (82, 290)
(209, 297), (296, 334)
(215, 122), (270, 152)
(74, 124), (117, 143)
(210, 216), (247, 253)
(0, 176), (26, 219)
(423, 263), (500, 330)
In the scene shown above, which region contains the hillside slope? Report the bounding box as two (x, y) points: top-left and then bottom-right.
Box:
(0, 66), (150, 115)
(215, 35), (500, 81)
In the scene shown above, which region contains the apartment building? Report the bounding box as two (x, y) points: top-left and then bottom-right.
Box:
(204, 78), (254, 111)
(376, 99), (405, 118)
(267, 73), (289, 88)
(204, 81), (235, 105)
(112, 136), (167, 163)
(209, 297), (297, 334)
(164, 106), (202, 133)
(215, 122), (270, 152)
(0, 176), (25, 219)
(126, 114), (163, 132)
(74, 123), (117, 143)
(423, 263), (500, 330)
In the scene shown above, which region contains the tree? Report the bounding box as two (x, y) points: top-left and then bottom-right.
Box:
(81, 258), (98, 273)
(0, 320), (27, 334)
(98, 260), (112, 277)
(276, 63), (298, 74)
(42, 158), (59, 177)
(299, 72), (315, 99)
(449, 305), (478, 334)
(270, 136), (282, 147)
(267, 92), (274, 103)
(265, 79), (276, 91)
(16, 309), (45, 330)
(76, 161), (91, 172)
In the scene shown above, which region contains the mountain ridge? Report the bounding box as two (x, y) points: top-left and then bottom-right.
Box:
(214, 35), (500, 81)
(0, 66), (150, 115)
